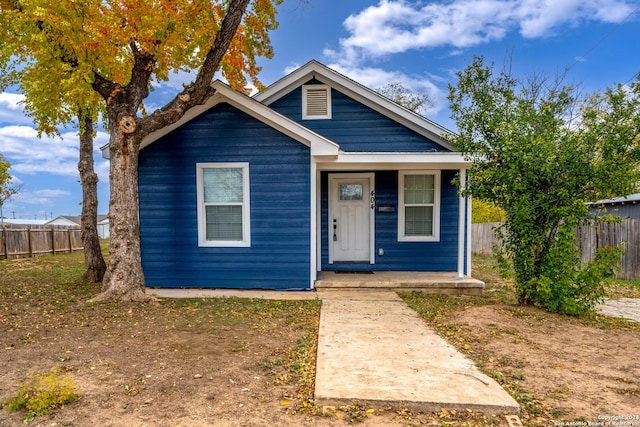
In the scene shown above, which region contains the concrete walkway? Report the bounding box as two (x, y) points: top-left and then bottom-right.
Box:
(314, 290), (519, 414)
(596, 298), (640, 322)
(150, 288), (519, 413)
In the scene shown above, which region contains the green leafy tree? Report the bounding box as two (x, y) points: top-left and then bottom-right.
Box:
(0, 154), (21, 226)
(472, 199), (504, 223)
(0, 2), (107, 283)
(0, 154), (10, 194)
(449, 56), (640, 315)
(376, 82), (432, 115)
(1, 0), (281, 301)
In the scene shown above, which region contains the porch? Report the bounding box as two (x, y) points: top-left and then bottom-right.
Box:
(315, 271), (485, 295)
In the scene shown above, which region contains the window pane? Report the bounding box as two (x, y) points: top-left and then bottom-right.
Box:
(340, 184), (363, 200)
(405, 206), (433, 236)
(404, 175), (434, 204)
(203, 168), (243, 203)
(206, 206), (243, 240)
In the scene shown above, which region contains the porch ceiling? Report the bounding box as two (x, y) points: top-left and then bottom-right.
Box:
(315, 152), (470, 170)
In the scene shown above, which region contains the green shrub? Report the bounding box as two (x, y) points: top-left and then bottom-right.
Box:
(4, 367), (79, 420)
(523, 221), (623, 316)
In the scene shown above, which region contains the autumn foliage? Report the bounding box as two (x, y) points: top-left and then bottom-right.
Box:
(1, 0), (282, 300)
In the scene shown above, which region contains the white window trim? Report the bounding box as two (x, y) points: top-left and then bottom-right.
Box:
(302, 85), (332, 120)
(398, 170), (440, 242)
(196, 162), (251, 247)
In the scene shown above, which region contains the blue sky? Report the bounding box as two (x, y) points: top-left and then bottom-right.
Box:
(0, 0), (638, 220)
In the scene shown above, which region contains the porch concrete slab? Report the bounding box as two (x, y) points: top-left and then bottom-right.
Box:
(315, 290), (520, 414)
(315, 271), (485, 295)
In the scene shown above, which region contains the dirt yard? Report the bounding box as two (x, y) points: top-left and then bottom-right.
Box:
(1, 253), (639, 426)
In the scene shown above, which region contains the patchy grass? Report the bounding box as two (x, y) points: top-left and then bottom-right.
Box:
(0, 251), (324, 426)
(401, 254), (640, 426)
(3, 250), (638, 426)
(604, 277), (640, 299)
(4, 367), (80, 422)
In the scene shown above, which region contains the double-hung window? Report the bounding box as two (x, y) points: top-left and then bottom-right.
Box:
(398, 170), (440, 242)
(196, 163), (250, 247)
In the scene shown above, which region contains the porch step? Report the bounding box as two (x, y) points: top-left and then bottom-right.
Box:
(315, 272), (485, 295)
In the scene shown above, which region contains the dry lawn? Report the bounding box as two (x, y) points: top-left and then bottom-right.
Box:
(1, 250), (639, 426)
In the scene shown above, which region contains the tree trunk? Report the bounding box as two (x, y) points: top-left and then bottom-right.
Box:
(78, 111), (107, 283)
(93, 119), (150, 302)
(89, 0), (253, 302)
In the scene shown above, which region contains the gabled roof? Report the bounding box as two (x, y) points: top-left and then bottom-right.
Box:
(102, 80), (340, 158)
(254, 60), (456, 151)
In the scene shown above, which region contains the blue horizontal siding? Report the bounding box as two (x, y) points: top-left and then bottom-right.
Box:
(321, 170), (460, 272)
(269, 79), (450, 153)
(138, 103), (311, 290)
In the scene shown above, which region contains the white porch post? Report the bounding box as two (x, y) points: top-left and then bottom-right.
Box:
(457, 169), (466, 279)
(310, 158), (318, 288)
(466, 195), (472, 276)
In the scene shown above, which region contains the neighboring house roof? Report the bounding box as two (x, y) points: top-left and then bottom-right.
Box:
(588, 194), (640, 206)
(1, 219), (48, 226)
(254, 60), (456, 151)
(45, 215), (109, 226)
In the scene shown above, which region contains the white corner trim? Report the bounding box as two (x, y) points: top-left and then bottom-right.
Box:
(458, 168), (466, 279)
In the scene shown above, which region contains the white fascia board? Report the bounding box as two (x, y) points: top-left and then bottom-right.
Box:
(138, 93), (223, 151)
(255, 60), (457, 151)
(316, 152), (469, 170)
(253, 61), (321, 104)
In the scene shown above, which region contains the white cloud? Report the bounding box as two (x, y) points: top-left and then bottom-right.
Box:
(332, 0), (637, 60)
(0, 125), (79, 176)
(0, 92), (36, 126)
(0, 124), (110, 179)
(12, 188), (71, 206)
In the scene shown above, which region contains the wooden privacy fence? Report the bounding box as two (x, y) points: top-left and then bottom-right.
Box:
(0, 225), (83, 260)
(472, 219), (640, 280)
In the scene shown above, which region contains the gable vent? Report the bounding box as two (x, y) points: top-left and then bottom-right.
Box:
(302, 85), (331, 119)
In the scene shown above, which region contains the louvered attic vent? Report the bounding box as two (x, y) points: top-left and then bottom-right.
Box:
(302, 85), (331, 119)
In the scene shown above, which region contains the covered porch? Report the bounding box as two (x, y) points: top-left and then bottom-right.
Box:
(315, 271), (485, 295)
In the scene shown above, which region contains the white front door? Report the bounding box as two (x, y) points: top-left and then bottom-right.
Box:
(329, 173), (374, 263)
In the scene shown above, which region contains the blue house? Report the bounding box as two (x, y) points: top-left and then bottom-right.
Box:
(135, 61), (473, 290)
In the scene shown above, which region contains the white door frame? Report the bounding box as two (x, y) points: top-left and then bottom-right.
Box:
(328, 172), (375, 264)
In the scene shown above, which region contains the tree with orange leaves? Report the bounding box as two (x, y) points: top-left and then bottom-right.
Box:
(0, 0), (281, 301)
